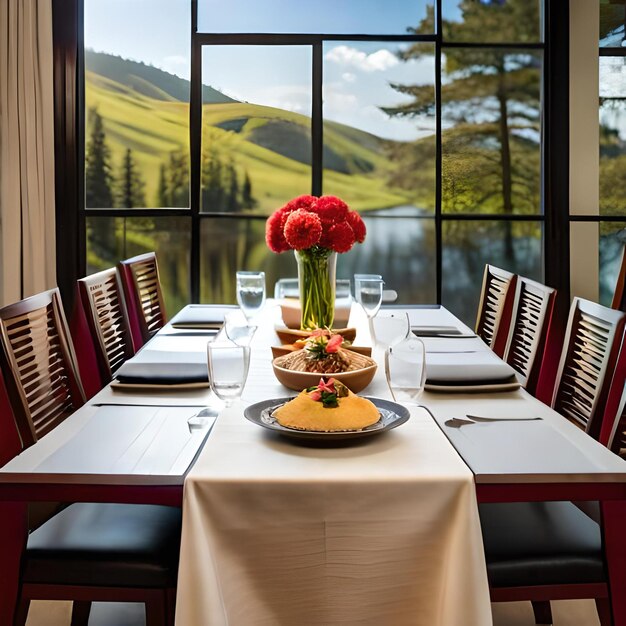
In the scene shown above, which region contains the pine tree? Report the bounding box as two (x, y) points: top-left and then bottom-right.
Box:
(85, 108), (114, 208)
(168, 151), (189, 207)
(241, 171), (257, 211)
(116, 148), (146, 208)
(202, 146), (225, 211)
(156, 162), (170, 207)
(225, 160), (240, 212)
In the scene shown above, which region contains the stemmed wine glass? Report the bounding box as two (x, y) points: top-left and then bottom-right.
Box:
(207, 342), (251, 408)
(236, 271), (266, 321)
(385, 336), (426, 405)
(372, 311), (411, 349)
(355, 275), (384, 342)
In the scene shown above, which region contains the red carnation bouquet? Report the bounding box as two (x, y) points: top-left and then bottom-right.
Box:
(265, 195), (366, 329)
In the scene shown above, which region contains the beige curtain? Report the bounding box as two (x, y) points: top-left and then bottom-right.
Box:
(0, 0), (56, 307)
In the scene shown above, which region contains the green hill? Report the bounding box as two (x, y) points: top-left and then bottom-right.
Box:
(85, 50), (236, 104)
(85, 52), (414, 213)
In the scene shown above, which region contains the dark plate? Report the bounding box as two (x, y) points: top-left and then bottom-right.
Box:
(243, 397), (410, 441)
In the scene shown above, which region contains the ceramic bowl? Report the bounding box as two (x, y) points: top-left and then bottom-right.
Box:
(271, 358), (377, 393)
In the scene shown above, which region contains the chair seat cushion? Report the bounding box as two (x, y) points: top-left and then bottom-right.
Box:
(480, 501), (604, 588)
(23, 503), (181, 588)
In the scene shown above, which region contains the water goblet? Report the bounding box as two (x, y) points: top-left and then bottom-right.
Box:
(372, 311), (411, 349)
(223, 310), (257, 346)
(355, 276), (384, 341)
(385, 336), (426, 405)
(207, 342), (251, 408)
(236, 271), (266, 321)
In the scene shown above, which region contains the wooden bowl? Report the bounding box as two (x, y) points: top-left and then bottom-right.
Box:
(271, 359), (377, 393)
(275, 327), (357, 345)
(270, 344), (372, 360)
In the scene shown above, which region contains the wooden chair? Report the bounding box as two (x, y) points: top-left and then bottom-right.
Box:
(503, 277), (556, 396)
(0, 289), (179, 626)
(599, 328), (626, 456)
(0, 288), (86, 445)
(77, 268), (135, 385)
(475, 265), (517, 357)
(551, 298), (626, 441)
(118, 252), (167, 349)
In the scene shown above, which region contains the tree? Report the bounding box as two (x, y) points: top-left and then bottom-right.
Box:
(116, 148), (146, 208)
(202, 146), (225, 211)
(241, 171), (257, 211)
(85, 108), (114, 208)
(168, 150), (189, 208)
(225, 159), (240, 213)
(383, 0), (541, 263)
(156, 163), (170, 206)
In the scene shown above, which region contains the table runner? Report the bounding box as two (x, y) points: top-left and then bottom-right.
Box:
(175, 305), (492, 625)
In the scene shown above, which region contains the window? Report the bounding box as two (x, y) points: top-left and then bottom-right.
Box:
(599, 0), (626, 305)
(82, 0), (547, 324)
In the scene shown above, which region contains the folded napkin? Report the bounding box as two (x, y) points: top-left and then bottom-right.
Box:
(412, 325), (474, 337)
(115, 361), (209, 385)
(170, 304), (238, 329)
(425, 352), (519, 392)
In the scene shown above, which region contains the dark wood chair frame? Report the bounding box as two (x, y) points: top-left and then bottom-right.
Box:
(503, 277), (556, 396)
(77, 268), (135, 384)
(611, 243), (626, 313)
(0, 288), (175, 626)
(475, 265), (518, 357)
(551, 298), (626, 441)
(118, 252), (167, 349)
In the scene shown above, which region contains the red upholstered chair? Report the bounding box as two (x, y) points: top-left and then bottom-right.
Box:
(0, 289), (179, 626)
(76, 268), (135, 386)
(475, 265), (517, 357)
(480, 298), (626, 626)
(503, 277), (556, 396)
(118, 252), (167, 349)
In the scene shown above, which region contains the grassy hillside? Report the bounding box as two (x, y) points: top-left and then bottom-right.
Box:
(85, 53), (414, 213)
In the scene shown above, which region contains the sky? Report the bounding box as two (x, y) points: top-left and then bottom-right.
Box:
(84, 0), (440, 141)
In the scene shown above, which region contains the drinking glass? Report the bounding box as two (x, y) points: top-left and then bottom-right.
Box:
(207, 342), (251, 407)
(385, 336), (426, 405)
(223, 310), (257, 346)
(372, 311), (411, 349)
(236, 271), (266, 321)
(355, 276), (384, 319)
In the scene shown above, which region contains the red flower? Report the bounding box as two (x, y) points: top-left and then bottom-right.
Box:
(284, 194), (318, 213)
(325, 335), (343, 353)
(347, 211), (366, 244)
(265, 211), (290, 253)
(314, 195), (349, 224)
(326, 221), (356, 253)
(284, 209), (322, 250)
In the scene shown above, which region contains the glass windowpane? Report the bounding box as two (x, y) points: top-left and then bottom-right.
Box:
(600, 222), (625, 306)
(198, 0), (434, 35)
(601, 0), (626, 47)
(322, 42), (435, 214)
(441, 49), (542, 215)
(201, 46), (312, 214)
(86, 216), (191, 317)
(84, 0), (190, 208)
(442, 220), (543, 325)
(442, 0), (542, 43)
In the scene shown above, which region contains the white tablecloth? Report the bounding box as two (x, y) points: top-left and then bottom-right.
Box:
(175, 304), (492, 626)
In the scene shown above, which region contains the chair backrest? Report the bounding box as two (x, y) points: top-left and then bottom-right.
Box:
(118, 252), (166, 348)
(475, 265), (517, 357)
(611, 243), (626, 312)
(504, 277), (556, 395)
(0, 289), (86, 447)
(552, 297), (626, 440)
(77, 268), (135, 384)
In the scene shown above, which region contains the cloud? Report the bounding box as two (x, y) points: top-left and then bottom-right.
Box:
(325, 45), (399, 73)
(342, 72), (356, 83)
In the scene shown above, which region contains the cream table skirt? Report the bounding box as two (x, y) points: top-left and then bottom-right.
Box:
(175, 305), (492, 625)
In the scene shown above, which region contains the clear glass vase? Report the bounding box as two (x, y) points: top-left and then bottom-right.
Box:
(295, 248), (337, 330)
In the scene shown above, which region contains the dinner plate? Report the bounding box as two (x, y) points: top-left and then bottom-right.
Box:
(243, 397), (410, 441)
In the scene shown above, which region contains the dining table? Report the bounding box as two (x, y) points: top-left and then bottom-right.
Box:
(1, 300), (626, 626)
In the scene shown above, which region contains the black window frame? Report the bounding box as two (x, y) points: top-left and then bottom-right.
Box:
(53, 0), (569, 313)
